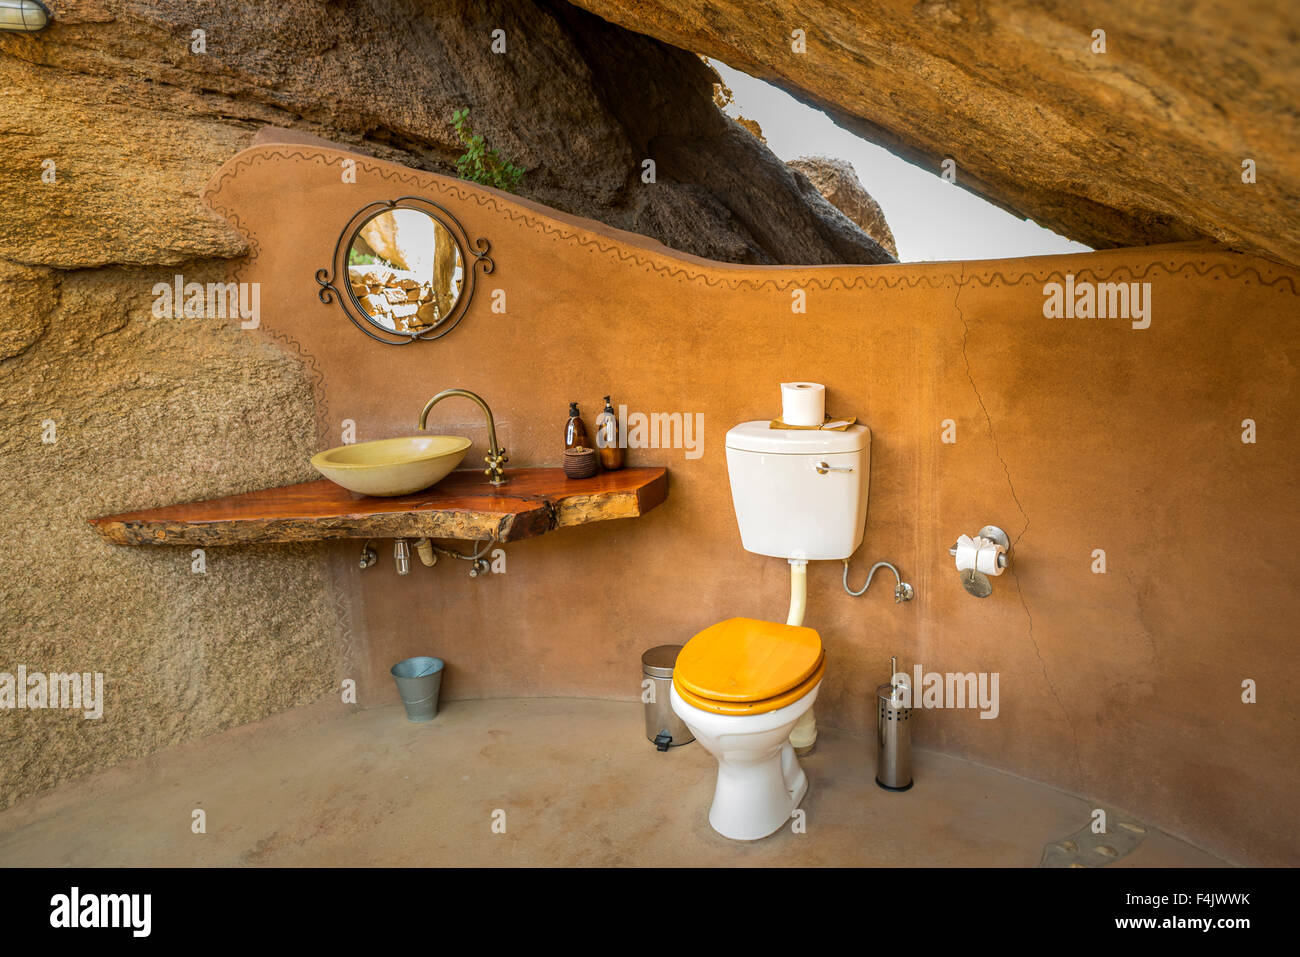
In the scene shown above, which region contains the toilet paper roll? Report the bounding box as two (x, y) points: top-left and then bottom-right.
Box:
(953, 534), (1006, 577)
(953, 535), (979, 573)
(780, 382), (825, 427)
(975, 541), (1006, 576)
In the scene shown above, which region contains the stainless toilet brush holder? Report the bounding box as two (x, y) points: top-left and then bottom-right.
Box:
(875, 655), (913, 791)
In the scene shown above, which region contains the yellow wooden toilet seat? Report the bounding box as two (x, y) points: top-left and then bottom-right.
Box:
(673, 617), (826, 716)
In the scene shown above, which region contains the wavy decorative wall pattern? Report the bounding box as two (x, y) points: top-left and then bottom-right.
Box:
(207, 147), (1300, 297)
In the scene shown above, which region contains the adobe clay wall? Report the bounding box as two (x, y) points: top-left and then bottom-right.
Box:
(196, 140), (1297, 864)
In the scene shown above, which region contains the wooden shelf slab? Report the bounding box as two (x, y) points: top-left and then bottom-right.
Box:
(89, 467), (668, 546)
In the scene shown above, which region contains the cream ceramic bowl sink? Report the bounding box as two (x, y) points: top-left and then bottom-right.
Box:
(310, 435), (472, 497)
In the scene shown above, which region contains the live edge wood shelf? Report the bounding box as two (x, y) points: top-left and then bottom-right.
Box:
(89, 468), (668, 546)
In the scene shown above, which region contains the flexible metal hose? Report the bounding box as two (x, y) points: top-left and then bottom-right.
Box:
(843, 559), (906, 597)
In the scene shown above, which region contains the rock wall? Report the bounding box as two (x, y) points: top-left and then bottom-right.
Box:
(571, 0), (1300, 267)
(0, 0), (891, 808)
(1, 0), (891, 269)
(788, 156), (898, 258)
(0, 256), (345, 809)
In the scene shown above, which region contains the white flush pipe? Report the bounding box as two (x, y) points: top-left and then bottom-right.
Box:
(786, 559), (807, 627)
(786, 559), (818, 754)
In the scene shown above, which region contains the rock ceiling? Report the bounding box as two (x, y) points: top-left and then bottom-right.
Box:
(571, 0), (1300, 266)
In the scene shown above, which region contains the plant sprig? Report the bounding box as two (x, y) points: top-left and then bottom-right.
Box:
(452, 108), (525, 193)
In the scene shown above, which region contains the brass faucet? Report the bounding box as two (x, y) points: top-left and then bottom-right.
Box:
(417, 388), (509, 485)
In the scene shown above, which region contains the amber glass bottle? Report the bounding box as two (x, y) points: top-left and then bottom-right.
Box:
(565, 401), (589, 450)
(595, 395), (624, 470)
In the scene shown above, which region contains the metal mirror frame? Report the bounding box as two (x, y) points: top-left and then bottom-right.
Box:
(315, 196), (494, 345)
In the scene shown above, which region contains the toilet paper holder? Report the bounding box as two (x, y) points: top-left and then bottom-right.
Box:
(949, 525), (1010, 568)
(949, 525), (1011, 598)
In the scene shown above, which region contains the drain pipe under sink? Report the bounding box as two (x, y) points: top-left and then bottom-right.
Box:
(786, 559), (818, 754)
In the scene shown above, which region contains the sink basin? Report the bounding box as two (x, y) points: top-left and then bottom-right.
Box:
(310, 435), (472, 497)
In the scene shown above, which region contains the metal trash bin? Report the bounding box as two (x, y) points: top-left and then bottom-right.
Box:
(390, 656), (444, 723)
(641, 645), (694, 751)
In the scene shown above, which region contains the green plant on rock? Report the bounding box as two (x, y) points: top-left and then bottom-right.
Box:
(452, 108), (526, 193)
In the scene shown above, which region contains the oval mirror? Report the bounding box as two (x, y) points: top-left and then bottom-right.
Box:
(345, 207), (465, 335)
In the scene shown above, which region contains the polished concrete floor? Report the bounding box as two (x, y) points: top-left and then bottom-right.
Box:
(0, 697), (1225, 867)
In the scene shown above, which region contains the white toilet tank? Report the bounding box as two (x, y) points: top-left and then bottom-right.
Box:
(725, 421), (871, 561)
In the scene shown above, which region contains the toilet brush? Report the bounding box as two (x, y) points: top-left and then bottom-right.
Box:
(875, 655), (913, 791)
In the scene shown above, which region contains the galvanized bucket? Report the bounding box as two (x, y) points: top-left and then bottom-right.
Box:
(390, 656), (444, 722)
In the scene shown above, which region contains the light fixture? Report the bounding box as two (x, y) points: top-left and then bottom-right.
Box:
(0, 0), (50, 33)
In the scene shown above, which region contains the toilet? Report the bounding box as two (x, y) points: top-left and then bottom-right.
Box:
(670, 617), (825, 840)
(671, 419), (870, 840)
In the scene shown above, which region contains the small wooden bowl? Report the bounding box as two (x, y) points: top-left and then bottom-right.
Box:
(563, 446), (599, 479)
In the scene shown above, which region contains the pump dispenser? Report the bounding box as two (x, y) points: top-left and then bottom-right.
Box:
(565, 401), (588, 451)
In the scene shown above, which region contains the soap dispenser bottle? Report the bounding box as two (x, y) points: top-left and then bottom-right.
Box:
(595, 395), (624, 470)
(565, 401), (589, 450)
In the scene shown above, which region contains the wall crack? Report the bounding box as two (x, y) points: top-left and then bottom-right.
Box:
(954, 272), (1083, 785)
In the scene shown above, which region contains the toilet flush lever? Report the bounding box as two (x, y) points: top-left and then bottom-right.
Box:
(815, 461), (853, 474)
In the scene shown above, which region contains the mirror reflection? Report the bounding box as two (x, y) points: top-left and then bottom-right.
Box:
(347, 208), (464, 334)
